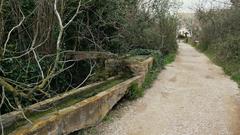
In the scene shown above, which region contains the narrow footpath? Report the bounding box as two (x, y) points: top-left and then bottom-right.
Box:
(94, 43), (240, 135)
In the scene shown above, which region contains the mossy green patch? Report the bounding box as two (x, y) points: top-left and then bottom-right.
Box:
(125, 83), (143, 100)
(163, 53), (177, 66)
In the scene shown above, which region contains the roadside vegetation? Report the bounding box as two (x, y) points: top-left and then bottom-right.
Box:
(0, 0), (179, 133)
(126, 51), (177, 100)
(193, 2), (240, 87)
(76, 51), (177, 135)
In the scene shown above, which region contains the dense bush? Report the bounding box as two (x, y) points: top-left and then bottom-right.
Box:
(0, 0), (178, 114)
(196, 6), (240, 86)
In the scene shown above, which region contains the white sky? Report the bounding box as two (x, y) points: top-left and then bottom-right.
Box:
(178, 0), (231, 13)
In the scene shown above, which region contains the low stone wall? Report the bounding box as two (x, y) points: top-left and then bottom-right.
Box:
(126, 57), (154, 84)
(10, 76), (143, 135)
(127, 57), (154, 76)
(65, 51), (117, 61)
(1, 78), (116, 129)
(8, 57), (153, 135)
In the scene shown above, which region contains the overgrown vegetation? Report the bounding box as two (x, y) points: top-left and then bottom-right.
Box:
(142, 53), (176, 89)
(0, 0), (179, 129)
(125, 83), (142, 100)
(126, 52), (176, 100)
(5, 77), (126, 134)
(76, 52), (177, 135)
(195, 2), (240, 86)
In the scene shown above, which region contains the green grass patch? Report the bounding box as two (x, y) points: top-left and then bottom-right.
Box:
(232, 73), (240, 85)
(73, 127), (98, 135)
(5, 78), (127, 134)
(125, 83), (143, 100)
(142, 68), (161, 90)
(102, 113), (115, 123)
(163, 53), (177, 66)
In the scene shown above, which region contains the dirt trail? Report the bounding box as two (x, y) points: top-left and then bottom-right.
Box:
(95, 43), (240, 135)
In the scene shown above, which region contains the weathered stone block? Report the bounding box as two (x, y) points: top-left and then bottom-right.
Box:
(10, 76), (142, 135)
(7, 57), (154, 135)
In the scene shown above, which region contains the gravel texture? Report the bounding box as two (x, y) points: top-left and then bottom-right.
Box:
(93, 43), (240, 135)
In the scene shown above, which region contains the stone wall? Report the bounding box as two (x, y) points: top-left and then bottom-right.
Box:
(127, 57), (154, 84)
(1, 78), (116, 129)
(65, 51), (117, 61)
(127, 57), (153, 75)
(7, 57), (153, 135)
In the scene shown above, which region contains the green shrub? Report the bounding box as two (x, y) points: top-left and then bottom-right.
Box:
(142, 69), (160, 90)
(163, 53), (177, 66)
(125, 83), (143, 100)
(196, 7), (240, 87)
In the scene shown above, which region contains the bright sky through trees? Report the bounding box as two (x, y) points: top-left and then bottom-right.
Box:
(179, 0), (231, 13)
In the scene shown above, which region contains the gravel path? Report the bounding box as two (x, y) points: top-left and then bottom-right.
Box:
(94, 43), (240, 135)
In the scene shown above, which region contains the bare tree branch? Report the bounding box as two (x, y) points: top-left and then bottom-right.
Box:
(2, 6), (25, 57)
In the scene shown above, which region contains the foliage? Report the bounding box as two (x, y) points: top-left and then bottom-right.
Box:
(163, 52), (177, 65)
(125, 83), (143, 100)
(4, 78), (126, 134)
(195, 6), (240, 86)
(125, 52), (176, 100)
(142, 53), (176, 90)
(0, 0), (178, 115)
